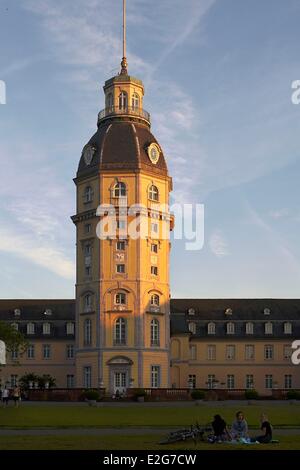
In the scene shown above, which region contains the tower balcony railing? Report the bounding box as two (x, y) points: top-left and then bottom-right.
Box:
(98, 105), (151, 125)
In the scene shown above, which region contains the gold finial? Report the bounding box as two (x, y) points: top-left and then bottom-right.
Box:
(120, 0), (128, 75)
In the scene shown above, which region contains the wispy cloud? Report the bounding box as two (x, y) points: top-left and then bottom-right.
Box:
(269, 208), (290, 219)
(209, 230), (230, 257)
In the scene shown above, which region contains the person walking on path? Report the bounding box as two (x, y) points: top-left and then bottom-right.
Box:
(1, 386), (9, 407)
(12, 386), (21, 407)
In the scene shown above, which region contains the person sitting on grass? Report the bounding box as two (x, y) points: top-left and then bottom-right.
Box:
(231, 411), (249, 440)
(210, 414), (231, 442)
(252, 414), (273, 443)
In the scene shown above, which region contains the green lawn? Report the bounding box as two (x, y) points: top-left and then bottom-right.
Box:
(0, 434), (299, 450)
(0, 404), (300, 428)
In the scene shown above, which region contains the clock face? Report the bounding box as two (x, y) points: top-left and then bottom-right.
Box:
(82, 145), (96, 166)
(147, 143), (160, 164)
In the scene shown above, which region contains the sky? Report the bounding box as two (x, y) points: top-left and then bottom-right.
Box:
(0, 0), (300, 299)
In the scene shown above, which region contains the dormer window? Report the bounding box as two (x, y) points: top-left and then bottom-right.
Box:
(226, 322), (235, 335)
(264, 308), (271, 315)
(44, 309), (52, 316)
(284, 322), (292, 335)
(132, 93), (140, 110)
(14, 309), (21, 317)
(119, 91), (128, 110)
(225, 308), (233, 316)
(265, 322), (273, 335)
(113, 182), (126, 198)
(43, 323), (51, 335)
(188, 322), (196, 335)
(208, 322), (216, 335)
(27, 323), (35, 335)
(188, 308), (195, 316)
(84, 186), (93, 203)
(246, 322), (254, 335)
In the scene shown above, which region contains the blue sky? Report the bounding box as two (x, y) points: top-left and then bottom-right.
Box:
(0, 0), (300, 299)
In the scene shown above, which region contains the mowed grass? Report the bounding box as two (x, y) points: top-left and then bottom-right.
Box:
(0, 404), (300, 428)
(0, 434), (299, 450)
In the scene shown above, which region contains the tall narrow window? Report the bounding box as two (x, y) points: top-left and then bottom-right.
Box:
(246, 374), (254, 389)
(265, 322), (273, 335)
(106, 92), (113, 109)
(151, 266), (158, 276)
(151, 366), (160, 388)
(246, 322), (254, 335)
(11, 349), (18, 360)
(27, 323), (35, 335)
(114, 318), (126, 345)
(207, 345), (216, 361)
(284, 322), (292, 334)
(265, 374), (273, 389)
(151, 319), (160, 346)
(113, 182), (126, 197)
(284, 374), (292, 389)
(66, 322), (75, 335)
(188, 322), (196, 334)
(226, 345), (236, 360)
(148, 185), (159, 201)
(10, 375), (18, 387)
(84, 186), (93, 203)
(264, 344), (274, 360)
(227, 374), (235, 389)
(245, 344), (255, 360)
(43, 344), (51, 359)
(207, 322), (216, 335)
(190, 345), (197, 360)
(67, 375), (75, 388)
(226, 322), (235, 335)
(207, 374), (216, 389)
(84, 319), (92, 346)
(66, 344), (74, 359)
(43, 323), (51, 335)
(119, 91), (128, 110)
(188, 374), (196, 389)
(84, 294), (92, 312)
(132, 93), (139, 110)
(27, 344), (35, 359)
(283, 345), (292, 360)
(83, 366), (92, 388)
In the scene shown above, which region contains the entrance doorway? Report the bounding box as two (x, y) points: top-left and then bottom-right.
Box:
(114, 371), (127, 395)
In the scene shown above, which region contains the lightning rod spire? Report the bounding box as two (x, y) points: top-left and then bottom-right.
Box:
(120, 0), (128, 75)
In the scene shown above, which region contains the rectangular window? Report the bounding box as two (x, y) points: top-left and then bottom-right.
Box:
(67, 344), (74, 359)
(151, 243), (158, 253)
(27, 344), (35, 359)
(67, 375), (75, 388)
(151, 266), (158, 276)
(83, 366), (92, 388)
(151, 222), (158, 234)
(188, 374), (196, 389)
(227, 374), (235, 389)
(284, 374), (292, 389)
(116, 264), (125, 273)
(226, 345), (236, 360)
(207, 374), (216, 389)
(43, 344), (51, 359)
(84, 223), (91, 234)
(190, 345), (197, 360)
(246, 374), (254, 389)
(10, 375), (18, 388)
(264, 345), (274, 360)
(245, 344), (255, 360)
(84, 244), (91, 256)
(207, 345), (216, 361)
(11, 349), (18, 360)
(265, 374), (273, 389)
(85, 266), (91, 277)
(116, 241), (126, 251)
(66, 322), (75, 335)
(151, 366), (160, 388)
(283, 345), (292, 360)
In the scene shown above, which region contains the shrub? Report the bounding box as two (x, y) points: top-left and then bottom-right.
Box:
(82, 390), (100, 401)
(191, 389), (205, 400)
(287, 390), (300, 400)
(134, 388), (147, 398)
(245, 389), (259, 400)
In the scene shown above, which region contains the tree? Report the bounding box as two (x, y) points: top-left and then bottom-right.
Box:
(0, 321), (28, 355)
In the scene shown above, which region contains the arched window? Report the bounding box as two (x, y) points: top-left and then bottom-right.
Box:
(151, 319), (160, 346)
(84, 319), (92, 345)
(150, 294), (160, 307)
(226, 322), (235, 335)
(188, 322), (196, 335)
(114, 318), (126, 345)
(265, 322), (273, 335)
(113, 182), (126, 198)
(284, 322), (292, 334)
(207, 322), (216, 335)
(27, 322), (35, 335)
(115, 292), (126, 305)
(119, 91), (128, 110)
(246, 322), (254, 335)
(106, 92), (113, 109)
(84, 293), (92, 312)
(84, 186), (93, 203)
(132, 93), (139, 110)
(148, 185), (159, 201)
(43, 322), (51, 335)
